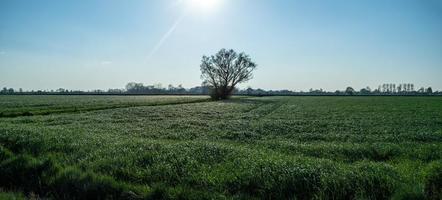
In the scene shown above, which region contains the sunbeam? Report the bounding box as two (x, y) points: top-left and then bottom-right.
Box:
(146, 13), (186, 62)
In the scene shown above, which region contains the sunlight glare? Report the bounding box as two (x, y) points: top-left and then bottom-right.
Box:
(187, 0), (222, 13)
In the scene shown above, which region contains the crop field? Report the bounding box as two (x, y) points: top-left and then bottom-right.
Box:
(0, 95), (209, 117)
(0, 95), (441, 199)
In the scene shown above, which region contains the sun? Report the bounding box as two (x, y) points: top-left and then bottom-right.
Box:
(187, 0), (222, 13)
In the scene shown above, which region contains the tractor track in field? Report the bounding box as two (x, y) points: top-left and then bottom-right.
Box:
(245, 100), (288, 120)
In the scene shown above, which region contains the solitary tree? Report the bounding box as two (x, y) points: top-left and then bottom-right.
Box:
(427, 87), (433, 94)
(200, 49), (257, 100)
(345, 87), (355, 95)
(360, 87), (371, 95)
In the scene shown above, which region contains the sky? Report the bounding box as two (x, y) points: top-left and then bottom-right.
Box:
(1, 0), (441, 91)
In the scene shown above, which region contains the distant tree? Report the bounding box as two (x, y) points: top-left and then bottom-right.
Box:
(200, 49), (257, 100)
(382, 84), (388, 93)
(176, 84), (186, 94)
(345, 87), (355, 95)
(125, 82), (144, 93)
(397, 85), (402, 93)
(153, 83), (162, 89)
(108, 88), (124, 93)
(246, 87), (254, 95)
(360, 87), (371, 95)
(168, 84), (174, 91)
(426, 87), (433, 94)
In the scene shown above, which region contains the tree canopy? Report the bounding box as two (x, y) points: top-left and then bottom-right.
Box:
(200, 49), (257, 100)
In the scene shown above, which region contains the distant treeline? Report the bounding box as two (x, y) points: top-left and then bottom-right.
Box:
(1, 83), (440, 96)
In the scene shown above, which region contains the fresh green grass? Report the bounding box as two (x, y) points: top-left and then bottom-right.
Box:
(0, 95), (208, 117)
(0, 190), (25, 200)
(0, 96), (441, 199)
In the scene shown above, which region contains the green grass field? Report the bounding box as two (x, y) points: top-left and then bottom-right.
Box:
(0, 96), (441, 199)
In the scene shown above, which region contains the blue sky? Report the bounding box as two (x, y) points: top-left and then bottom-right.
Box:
(1, 0), (441, 91)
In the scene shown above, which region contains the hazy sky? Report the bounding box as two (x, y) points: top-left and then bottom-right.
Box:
(1, 0), (441, 91)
